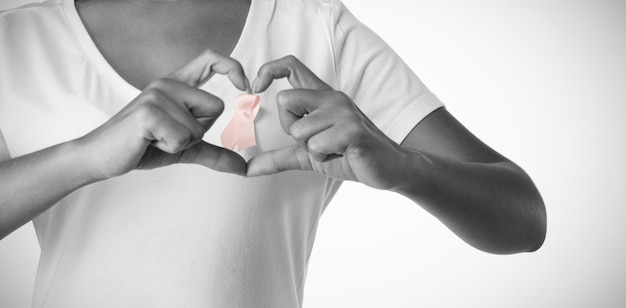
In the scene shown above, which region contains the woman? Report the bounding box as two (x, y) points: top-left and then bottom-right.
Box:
(0, 0), (546, 306)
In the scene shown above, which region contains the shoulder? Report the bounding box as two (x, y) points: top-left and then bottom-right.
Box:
(0, 0), (60, 19)
(274, 0), (341, 10)
(267, 0), (354, 44)
(0, 1), (71, 54)
(1, 0), (63, 36)
(272, 0), (343, 22)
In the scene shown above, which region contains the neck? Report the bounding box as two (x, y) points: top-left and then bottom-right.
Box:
(123, 0), (204, 8)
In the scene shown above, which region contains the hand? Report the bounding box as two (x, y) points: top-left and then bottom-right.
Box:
(246, 56), (407, 190)
(78, 50), (250, 180)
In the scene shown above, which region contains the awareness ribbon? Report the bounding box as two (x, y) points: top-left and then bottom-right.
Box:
(220, 94), (261, 151)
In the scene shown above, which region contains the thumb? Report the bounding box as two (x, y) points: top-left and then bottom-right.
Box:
(246, 144), (312, 177)
(179, 141), (247, 175)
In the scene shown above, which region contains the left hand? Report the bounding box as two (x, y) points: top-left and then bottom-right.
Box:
(246, 56), (408, 190)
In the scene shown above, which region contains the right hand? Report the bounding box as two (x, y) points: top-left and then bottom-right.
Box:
(77, 50), (250, 180)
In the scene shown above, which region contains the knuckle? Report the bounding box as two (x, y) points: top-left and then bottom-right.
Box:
(331, 91), (351, 105)
(307, 138), (324, 154)
(172, 131), (193, 152)
(139, 88), (163, 103)
(232, 60), (245, 72)
(226, 60), (244, 75)
(168, 142), (184, 153)
(133, 105), (158, 124)
(311, 153), (326, 162)
(289, 123), (305, 141)
(257, 64), (271, 77)
(208, 97), (225, 115)
(146, 78), (171, 90)
(283, 55), (299, 66)
(201, 48), (216, 58)
(276, 91), (290, 107)
(191, 125), (205, 141)
(333, 90), (347, 100)
(218, 52), (238, 67)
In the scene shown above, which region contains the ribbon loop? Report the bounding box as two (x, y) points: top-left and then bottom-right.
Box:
(221, 94), (261, 151)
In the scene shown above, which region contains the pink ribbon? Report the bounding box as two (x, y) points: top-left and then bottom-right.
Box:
(220, 94), (261, 151)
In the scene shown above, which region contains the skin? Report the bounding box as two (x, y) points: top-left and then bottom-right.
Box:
(0, 0), (545, 254)
(246, 56), (546, 253)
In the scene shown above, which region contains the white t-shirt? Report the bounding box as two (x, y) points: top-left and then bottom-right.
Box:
(0, 0), (443, 307)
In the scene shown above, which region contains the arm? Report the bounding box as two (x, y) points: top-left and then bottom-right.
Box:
(247, 56), (546, 254)
(395, 107), (546, 254)
(0, 50), (248, 240)
(0, 141), (98, 239)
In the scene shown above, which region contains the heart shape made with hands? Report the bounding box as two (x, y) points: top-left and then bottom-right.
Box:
(155, 52), (398, 189)
(96, 49), (383, 182)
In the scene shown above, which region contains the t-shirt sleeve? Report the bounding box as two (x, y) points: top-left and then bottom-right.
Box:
(0, 129), (10, 161)
(330, 1), (443, 144)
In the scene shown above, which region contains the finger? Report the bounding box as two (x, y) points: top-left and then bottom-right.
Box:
(146, 109), (196, 154)
(276, 89), (329, 133)
(277, 89), (326, 116)
(146, 78), (224, 129)
(306, 128), (348, 162)
(246, 144), (312, 177)
(178, 141), (247, 175)
(287, 112), (333, 144)
(167, 49), (251, 92)
(139, 88), (206, 141)
(252, 55), (332, 93)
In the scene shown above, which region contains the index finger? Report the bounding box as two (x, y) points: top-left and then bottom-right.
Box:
(167, 49), (251, 92)
(252, 55), (332, 93)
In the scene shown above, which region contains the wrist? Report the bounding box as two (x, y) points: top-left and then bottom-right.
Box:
(389, 145), (431, 197)
(65, 137), (109, 184)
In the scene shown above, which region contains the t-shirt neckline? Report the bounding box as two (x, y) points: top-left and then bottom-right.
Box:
(61, 0), (267, 101)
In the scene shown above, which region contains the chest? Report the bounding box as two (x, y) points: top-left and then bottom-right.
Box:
(76, 0), (250, 89)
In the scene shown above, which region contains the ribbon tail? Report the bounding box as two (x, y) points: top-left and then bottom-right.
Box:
(236, 117), (256, 151)
(220, 118), (239, 150)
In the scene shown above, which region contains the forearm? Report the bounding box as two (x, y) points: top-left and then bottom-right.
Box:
(0, 140), (97, 239)
(392, 148), (546, 254)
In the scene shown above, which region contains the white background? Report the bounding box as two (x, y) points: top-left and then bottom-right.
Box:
(1, 0), (625, 307)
